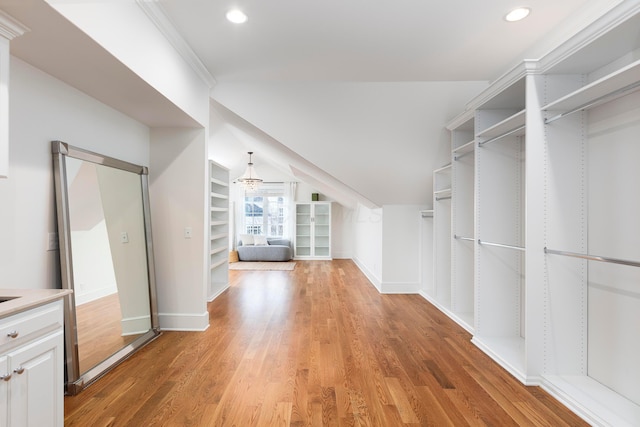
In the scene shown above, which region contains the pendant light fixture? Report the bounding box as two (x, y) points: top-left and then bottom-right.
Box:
(236, 151), (263, 191)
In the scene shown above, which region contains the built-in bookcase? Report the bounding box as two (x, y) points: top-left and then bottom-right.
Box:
(209, 160), (229, 299)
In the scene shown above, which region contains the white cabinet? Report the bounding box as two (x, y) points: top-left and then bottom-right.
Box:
(209, 160), (230, 300)
(295, 202), (331, 259)
(0, 299), (64, 427)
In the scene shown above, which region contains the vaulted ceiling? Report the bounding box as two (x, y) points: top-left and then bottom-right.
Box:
(158, 0), (618, 207)
(4, 0), (622, 207)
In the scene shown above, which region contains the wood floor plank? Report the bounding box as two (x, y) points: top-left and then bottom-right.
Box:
(64, 259), (588, 426)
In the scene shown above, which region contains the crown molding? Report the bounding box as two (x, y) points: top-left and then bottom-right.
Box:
(0, 10), (30, 40)
(461, 60), (536, 112)
(136, 0), (216, 89)
(538, 0), (640, 73)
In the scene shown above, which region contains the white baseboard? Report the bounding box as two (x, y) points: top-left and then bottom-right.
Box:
(331, 251), (353, 259)
(74, 287), (116, 306)
(352, 257), (381, 292)
(158, 311), (209, 331)
(380, 281), (419, 294)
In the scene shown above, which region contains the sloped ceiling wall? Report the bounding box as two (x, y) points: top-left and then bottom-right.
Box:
(210, 81), (488, 207)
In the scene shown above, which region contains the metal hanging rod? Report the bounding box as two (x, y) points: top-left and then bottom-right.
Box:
(545, 80), (640, 124)
(478, 125), (526, 146)
(478, 240), (525, 251)
(435, 196), (452, 201)
(454, 235), (474, 242)
(544, 248), (640, 268)
(454, 150), (475, 161)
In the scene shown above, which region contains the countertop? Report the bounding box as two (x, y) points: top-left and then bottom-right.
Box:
(0, 288), (72, 319)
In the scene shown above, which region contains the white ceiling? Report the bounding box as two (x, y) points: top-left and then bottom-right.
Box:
(159, 0), (615, 83)
(157, 0), (620, 206)
(3, 0), (624, 207)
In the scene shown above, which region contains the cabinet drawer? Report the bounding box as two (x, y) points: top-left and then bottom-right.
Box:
(0, 301), (63, 349)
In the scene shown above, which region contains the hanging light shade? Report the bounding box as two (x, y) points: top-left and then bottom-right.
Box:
(236, 151), (263, 191)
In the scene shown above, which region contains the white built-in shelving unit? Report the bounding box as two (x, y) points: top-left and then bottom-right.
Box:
(429, 4), (640, 425)
(534, 9), (640, 426)
(419, 209), (435, 296)
(209, 161), (229, 298)
(294, 202), (331, 260)
(450, 116), (475, 333)
(431, 164), (452, 310)
(474, 76), (528, 382)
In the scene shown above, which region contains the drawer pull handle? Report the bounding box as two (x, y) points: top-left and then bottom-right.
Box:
(7, 330), (19, 339)
(0, 374), (11, 381)
(13, 367), (24, 375)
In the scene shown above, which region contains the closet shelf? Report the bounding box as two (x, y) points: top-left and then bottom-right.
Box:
(453, 140), (475, 158)
(210, 221), (228, 226)
(477, 109), (526, 140)
(210, 232), (228, 240)
(210, 207), (229, 212)
(420, 209), (434, 218)
(434, 163), (452, 174)
(473, 336), (526, 383)
(210, 192), (228, 200)
(543, 375), (640, 427)
(542, 59), (640, 122)
(434, 188), (452, 201)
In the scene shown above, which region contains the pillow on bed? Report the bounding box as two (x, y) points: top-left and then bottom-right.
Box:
(253, 235), (268, 246)
(239, 234), (254, 246)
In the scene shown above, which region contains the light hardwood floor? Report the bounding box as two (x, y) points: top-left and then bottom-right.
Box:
(75, 293), (142, 373)
(64, 259), (587, 426)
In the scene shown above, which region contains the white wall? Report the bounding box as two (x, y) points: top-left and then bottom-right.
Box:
(211, 81), (488, 206)
(149, 127), (209, 331)
(331, 203), (354, 259)
(381, 204), (426, 293)
(49, 0), (210, 126)
(0, 57), (149, 290)
(352, 203), (383, 290)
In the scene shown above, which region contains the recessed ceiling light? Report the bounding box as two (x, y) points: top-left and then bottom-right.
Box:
(505, 7), (531, 22)
(226, 9), (248, 24)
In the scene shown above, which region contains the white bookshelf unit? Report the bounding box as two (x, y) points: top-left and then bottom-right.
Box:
(294, 202), (331, 260)
(208, 160), (230, 300)
(429, 4), (640, 425)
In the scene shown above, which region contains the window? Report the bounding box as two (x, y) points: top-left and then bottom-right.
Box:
(243, 184), (286, 237)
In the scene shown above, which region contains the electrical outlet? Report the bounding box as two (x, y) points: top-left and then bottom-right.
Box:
(47, 232), (59, 251)
(184, 227), (192, 239)
(121, 232), (129, 243)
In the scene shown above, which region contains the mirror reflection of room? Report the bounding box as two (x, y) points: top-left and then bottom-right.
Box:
(65, 157), (151, 374)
